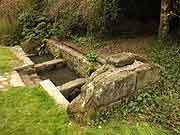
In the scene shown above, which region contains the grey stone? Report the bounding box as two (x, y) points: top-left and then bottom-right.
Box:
(57, 78), (86, 99)
(106, 53), (148, 67)
(47, 40), (101, 77)
(11, 47), (34, 66)
(68, 60), (160, 121)
(40, 80), (69, 110)
(35, 59), (65, 72)
(106, 53), (136, 67)
(135, 64), (160, 89)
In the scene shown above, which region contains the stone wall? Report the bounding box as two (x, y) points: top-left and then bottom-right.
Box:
(47, 40), (101, 77)
(67, 53), (160, 122)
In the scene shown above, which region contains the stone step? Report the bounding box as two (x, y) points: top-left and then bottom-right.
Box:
(35, 59), (66, 72)
(10, 71), (25, 87)
(57, 78), (87, 101)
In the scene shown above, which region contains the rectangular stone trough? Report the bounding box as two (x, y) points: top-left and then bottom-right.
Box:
(11, 41), (160, 118)
(11, 46), (88, 109)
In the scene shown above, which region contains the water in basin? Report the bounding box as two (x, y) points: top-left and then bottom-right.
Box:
(29, 54), (54, 64)
(38, 66), (79, 86)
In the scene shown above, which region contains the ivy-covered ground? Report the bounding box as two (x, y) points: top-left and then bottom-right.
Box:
(0, 39), (179, 135)
(91, 39), (180, 134)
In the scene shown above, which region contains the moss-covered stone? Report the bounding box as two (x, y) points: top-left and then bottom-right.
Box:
(47, 40), (101, 77)
(68, 61), (160, 122)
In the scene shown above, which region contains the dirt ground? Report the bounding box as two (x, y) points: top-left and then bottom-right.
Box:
(67, 36), (155, 59)
(95, 36), (154, 57)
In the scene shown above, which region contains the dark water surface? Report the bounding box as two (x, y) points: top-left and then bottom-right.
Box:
(38, 67), (79, 86)
(29, 54), (54, 64)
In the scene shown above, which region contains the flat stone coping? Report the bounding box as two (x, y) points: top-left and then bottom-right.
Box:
(57, 78), (86, 97)
(10, 71), (25, 87)
(40, 80), (69, 110)
(11, 46), (34, 66)
(47, 40), (102, 77)
(35, 59), (66, 72)
(48, 40), (87, 60)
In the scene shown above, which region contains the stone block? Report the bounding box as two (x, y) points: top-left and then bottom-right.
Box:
(35, 59), (65, 72)
(57, 78), (86, 100)
(136, 64), (160, 89)
(47, 40), (101, 77)
(68, 60), (160, 121)
(40, 80), (69, 110)
(106, 53), (136, 67)
(10, 71), (25, 87)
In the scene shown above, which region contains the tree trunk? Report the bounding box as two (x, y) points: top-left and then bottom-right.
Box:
(159, 0), (171, 38)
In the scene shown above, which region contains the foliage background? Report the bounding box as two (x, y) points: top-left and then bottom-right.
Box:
(0, 0), (180, 45)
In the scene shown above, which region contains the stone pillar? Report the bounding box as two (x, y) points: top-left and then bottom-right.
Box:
(159, 0), (171, 38)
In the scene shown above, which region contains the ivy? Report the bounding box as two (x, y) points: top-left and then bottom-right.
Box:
(92, 40), (180, 134)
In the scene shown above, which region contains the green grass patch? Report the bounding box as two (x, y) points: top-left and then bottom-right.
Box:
(0, 47), (19, 73)
(0, 86), (168, 135)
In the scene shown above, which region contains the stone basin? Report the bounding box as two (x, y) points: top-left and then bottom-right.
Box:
(11, 41), (160, 122)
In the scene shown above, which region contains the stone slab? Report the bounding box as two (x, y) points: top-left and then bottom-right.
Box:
(11, 47), (34, 66)
(105, 53), (148, 67)
(10, 71), (25, 87)
(40, 80), (69, 110)
(57, 78), (86, 98)
(35, 59), (65, 72)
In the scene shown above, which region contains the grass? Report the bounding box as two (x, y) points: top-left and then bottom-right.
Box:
(0, 86), (168, 135)
(0, 46), (19, 74)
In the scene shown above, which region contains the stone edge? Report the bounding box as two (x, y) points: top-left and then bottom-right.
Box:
(40, 79), (70, 110)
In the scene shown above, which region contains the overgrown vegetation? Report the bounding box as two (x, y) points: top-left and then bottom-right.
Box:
(92, 40), (180, 134)
(0, 0), (179, 47)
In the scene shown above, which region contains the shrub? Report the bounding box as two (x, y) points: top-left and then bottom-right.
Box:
(47, 0), (86, 37)
(15, 0), (50, 42)
(82, 0), (121, 34)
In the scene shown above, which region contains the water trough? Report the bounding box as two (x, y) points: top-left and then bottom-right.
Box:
(11, 40), (160, 121)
